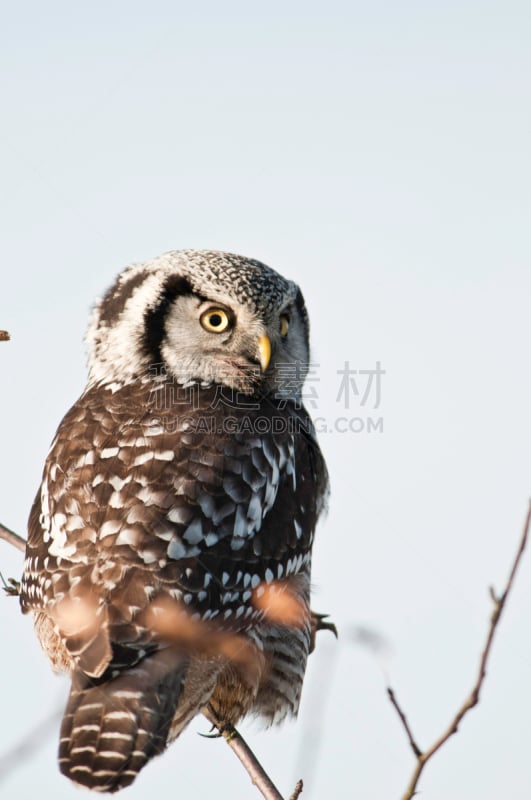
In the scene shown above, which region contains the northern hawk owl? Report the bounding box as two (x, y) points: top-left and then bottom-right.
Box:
(20, 250), (330, 792)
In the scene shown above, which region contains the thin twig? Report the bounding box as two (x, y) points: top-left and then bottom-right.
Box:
(288, 779), (304, 800)
(203, 706), (303, 800)
(387, 688), (421, 758)
(389, 500), (531, 800)
(0, 523), (26, 553)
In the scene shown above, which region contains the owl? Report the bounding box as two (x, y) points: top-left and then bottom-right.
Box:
(20, 250), (330, 792)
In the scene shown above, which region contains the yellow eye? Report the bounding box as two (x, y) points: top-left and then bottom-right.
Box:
(200, 308), (231, 333)
(279, 314), (290, 338)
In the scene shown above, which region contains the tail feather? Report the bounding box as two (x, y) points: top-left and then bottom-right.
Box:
(59, 649), (188, 793)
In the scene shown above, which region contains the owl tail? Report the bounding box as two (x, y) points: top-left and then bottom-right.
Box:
(58, 648), (189, 793)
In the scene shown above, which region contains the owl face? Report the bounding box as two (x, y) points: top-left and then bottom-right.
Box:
(87, 250), (310, 397)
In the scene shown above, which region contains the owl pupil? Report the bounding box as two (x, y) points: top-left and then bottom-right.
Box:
(210, 314), (222, 327)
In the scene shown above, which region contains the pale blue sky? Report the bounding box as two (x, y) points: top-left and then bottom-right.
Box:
(1, 3), (530, 799)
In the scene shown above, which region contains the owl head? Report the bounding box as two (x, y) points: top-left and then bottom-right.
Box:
(86, 250), (310, 398)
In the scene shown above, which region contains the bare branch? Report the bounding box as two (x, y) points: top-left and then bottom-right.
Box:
(0, 522), (26, 553)
(389, 500), (531, 800)
(203, 705), (303, 800)
(288, 779), (304, 800)
(387, 688), (422, 758)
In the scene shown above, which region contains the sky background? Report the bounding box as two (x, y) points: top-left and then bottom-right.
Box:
(1, 2), (530, 798)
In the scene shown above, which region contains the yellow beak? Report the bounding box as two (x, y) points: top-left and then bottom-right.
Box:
(257, 334), (271, 372)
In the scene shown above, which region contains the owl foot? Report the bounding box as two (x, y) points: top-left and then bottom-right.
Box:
(310, 611), (338, 653)
(0, 573), (21, 597)
(198, 726), (223, 739)
(200, 707), (238, 742)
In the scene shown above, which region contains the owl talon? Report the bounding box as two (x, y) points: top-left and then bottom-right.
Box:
(310, 611), (338, 652)
(199, 720), (237, 741)
(198, 726), (223, 739)
(0, 573), (21, 597)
